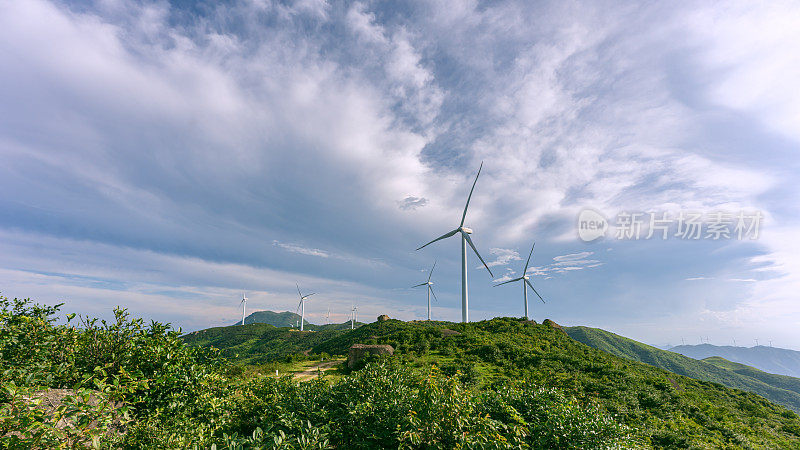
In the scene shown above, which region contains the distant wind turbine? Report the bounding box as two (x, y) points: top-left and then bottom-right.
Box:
(493, 242), (544, 319)
(412, 261), (438, 320)
(350, 305), (358, 330)
(326, 307), (331, 325)
(295, 283), (314, 332)
(416, 162), (493, 322)
(240, 293), (247, 326)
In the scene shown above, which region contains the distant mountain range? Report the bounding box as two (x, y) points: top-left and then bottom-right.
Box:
(669, 344), (800, 378)
(565, 326), (800, 413)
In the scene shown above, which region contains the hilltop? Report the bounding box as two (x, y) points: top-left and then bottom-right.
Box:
(231, 309), (362, 331)
(183, 321), (364, 364)
(186, 317), (800, 447)
(233, 310), (305, 327)
(565, 325), (800, 413)
(670, 343), (800, 378)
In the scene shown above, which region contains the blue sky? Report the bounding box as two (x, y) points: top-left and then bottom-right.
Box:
(1, 0), (799, 349)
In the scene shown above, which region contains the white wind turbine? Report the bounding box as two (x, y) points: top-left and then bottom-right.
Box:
(350, 305), (358, 330)
(295, 283), (314, 331)
(412, 261), (438, 320)
(493, 242), (545, 319)
(240, 293), (247, 326)
(416, 162), (494, 322)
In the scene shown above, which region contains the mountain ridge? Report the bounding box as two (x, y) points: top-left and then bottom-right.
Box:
(669, 343), (800, 378)
(565, 325), (800, 413)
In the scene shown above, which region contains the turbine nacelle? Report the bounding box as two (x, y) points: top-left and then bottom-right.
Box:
(459, 227), (473, 234)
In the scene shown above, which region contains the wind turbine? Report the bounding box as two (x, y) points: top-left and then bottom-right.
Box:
(326, 307), (331, 325)
(295, 283), (314, 331)
(416, 162), (493, 322)
(412, 261), (438, 320)
(493, 242), (545, 319)
(350, 305), (358, 330)
(240, 293), (247, 326)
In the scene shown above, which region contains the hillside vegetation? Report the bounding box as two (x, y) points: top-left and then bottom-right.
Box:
(190, 317), (800, 447)
(566, 326), (800, 413)
(703, 356), (800, 398)
(183, 322), (350, 364)
(6, 295), (800, 448)
(1, 297), (628, 448)
(671, 343), (800, 378)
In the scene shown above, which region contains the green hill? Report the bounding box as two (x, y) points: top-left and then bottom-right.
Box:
(232, 310), (361, 331)
(182, 321), (362, 363)
(565, 325), (800, 414)
(186, 317), (800, 447)
(671, 343), (800, 378)
(704, 356), (800, 396)
(182, 323), (330, 363)
(233, 310), (305, 327)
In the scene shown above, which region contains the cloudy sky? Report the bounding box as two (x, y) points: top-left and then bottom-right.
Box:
(1, 0), (799, 349)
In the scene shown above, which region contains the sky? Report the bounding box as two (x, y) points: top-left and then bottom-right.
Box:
(1, 0), (799, 349)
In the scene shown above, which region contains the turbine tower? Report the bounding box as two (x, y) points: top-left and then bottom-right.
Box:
(416, 162), (493, 322)
(240, 293), (248, 326)
(295, 283), (314, 332)
(412, 261), (438, 320)
(326, 307), (331, 325)
(493, 242), (545, 319)
(350, 305), (358, 330)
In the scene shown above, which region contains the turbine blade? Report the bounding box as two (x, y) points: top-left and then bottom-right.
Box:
(296, 282), (303, 299)
(304, 293), (315, 299)
(463, 231), (494, 277)
(429, 285), (438, 301)
(460, 162), (483, 227)
(428, 260), (436, 282)
(412, 283), (427, 288)
(523, 242), (535, 273)
(525, 279), (545, 303)
(493, 277), (522, 287)
(416, 229), (458, 251)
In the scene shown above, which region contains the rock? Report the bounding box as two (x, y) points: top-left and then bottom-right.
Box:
(347, 344), (394, 368)
(377, 314), (390, 322)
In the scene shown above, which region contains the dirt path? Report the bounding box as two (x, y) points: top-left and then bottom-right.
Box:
(293, 360), (341, 381)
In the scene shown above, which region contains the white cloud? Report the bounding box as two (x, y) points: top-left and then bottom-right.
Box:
(479, 248), (522, 269)
(553, 252), (594, 262)
(527, 251), (602, 277)
(686, 1), (800, 142)
(272, 240), (330, 258)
